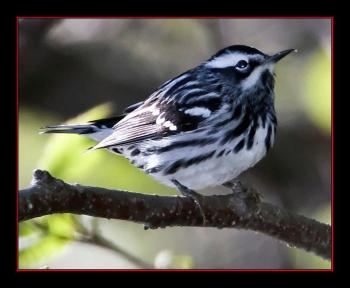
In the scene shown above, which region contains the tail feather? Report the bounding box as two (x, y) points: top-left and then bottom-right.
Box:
(40, 122), (115, 142)
(39, 124), (97, 135)
(40, 116), (122, 142)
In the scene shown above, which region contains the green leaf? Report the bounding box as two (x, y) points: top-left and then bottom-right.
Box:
(19, 234), (69, 268)
(19, 221), (40, 237)
(19, 214), (77, 268)
(41, 214), (76, 239)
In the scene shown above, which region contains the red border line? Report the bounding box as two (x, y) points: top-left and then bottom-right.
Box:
(331, 16), (334, 271)
(16, 16), (334, 272)
(16, 16), (334, 19)
(16, 17), (20, 271)
(18, 268), (333, 272)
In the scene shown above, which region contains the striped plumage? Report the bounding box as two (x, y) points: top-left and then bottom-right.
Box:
(41, 45), (295, 191)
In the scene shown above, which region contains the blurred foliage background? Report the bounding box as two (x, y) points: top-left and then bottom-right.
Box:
(18, 18), (331, 269)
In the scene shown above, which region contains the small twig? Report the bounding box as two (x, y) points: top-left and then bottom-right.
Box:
(19, 169), (332, 260)
(78, 232), (153, 269)
(31, 220), (153, 269)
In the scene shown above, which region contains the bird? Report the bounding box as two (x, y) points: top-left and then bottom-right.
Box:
(41, 45), (295, 198)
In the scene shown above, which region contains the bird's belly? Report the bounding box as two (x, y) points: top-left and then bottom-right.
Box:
(159, 142), (267, 190)
(147, 137), (269, 191)
(122, 124), (273, 191)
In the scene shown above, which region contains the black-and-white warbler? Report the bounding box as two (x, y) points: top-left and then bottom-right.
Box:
(41, 45), (295, 194)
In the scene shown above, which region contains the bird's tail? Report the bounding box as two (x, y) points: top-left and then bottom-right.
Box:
(40, 116), (122, 142)
(39, 123), (98, 135)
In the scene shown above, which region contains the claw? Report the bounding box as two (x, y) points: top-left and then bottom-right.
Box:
(222, 180), (245, 194)
(172, 180), (207, 225)
(247, 187), (263, 203)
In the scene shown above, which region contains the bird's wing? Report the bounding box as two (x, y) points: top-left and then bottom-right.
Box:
(122, 101), (144, 114)
(92, 71), (223, 149)
(91, 101), (205, 149)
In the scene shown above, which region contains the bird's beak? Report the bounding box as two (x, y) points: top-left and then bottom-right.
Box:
(265, 49), (297, 64)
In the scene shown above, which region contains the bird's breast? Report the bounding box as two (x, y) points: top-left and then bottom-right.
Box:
(121, 116), (276, 191)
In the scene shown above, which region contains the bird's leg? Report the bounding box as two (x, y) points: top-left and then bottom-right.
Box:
(171, 180), (207, 225)
(223, 180), (262, 202)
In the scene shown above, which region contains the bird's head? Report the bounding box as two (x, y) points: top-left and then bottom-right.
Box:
(204, 45), (296, 93)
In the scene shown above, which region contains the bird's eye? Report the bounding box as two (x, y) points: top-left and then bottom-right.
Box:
(235, 60), (249, 71)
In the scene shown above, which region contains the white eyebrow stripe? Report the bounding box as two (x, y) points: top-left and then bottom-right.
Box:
(206, 53), (249, 68)
(205, 53), (266, 69)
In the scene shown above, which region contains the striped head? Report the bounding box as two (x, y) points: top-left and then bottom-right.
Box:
(204, 45), (295, 100)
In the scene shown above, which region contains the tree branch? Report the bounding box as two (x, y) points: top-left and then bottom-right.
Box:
(19, 170), (332, 260)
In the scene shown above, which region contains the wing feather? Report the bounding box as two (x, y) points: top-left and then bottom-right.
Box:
(92, 70), (223, 150)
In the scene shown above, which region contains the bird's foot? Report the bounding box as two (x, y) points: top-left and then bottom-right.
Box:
(172, 180), (207, 225)
(222, 180), (245, 194)
(223, 180), (262, 203)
